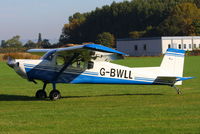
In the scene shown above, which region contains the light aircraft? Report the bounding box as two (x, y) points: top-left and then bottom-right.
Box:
(7, 44), (193, 100)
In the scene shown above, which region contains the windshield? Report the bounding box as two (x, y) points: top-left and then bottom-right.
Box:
(41, 50), (56, 61)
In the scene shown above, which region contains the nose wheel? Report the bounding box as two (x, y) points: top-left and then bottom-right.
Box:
(35, 89), (47, 98)
(35, 83), (47, 99)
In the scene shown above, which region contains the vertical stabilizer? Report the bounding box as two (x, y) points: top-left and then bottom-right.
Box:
(160, 48), (186, 85)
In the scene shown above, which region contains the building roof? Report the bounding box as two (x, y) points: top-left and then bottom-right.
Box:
(117, 36), (200, 41)
(161, 36), (200, 40)
(117, 37), (161, 41)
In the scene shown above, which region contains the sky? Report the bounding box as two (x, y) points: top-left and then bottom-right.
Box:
(0, 0), (126, 43)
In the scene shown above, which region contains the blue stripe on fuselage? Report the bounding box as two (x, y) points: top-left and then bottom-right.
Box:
(25, 67), (154, 84)
(71, 75), (153, 84)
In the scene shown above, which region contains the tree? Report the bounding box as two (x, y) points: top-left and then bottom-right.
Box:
(41, 39), (51, 48)
(157, 3), (200, 36)
(129, 31), (144, 39)
(193, 20), (200, 35)
(60, 0), (197, 44)
(194, 0), (200, 8)
(4, 35), (22, 48)
(24, 40), (36, 48)
(95, 32), (115, 47)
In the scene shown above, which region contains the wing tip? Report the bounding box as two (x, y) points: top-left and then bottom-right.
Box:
(84, 44), (128, 56)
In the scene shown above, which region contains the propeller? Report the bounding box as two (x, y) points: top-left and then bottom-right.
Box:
(7, 56), (18, 68)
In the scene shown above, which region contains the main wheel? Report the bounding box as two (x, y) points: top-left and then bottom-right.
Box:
(49, 90), (61, 100)
(35, 89), (47, 98)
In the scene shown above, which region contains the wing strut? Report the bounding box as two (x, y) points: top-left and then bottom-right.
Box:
(52, 53), (80, 82)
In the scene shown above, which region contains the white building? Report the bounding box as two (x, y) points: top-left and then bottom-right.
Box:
(116, 36), (200, 56)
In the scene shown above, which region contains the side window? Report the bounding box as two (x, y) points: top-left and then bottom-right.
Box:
(56, 55), (65, 66)
(71, 60), (85, 69)
(70, 58), (87, 70)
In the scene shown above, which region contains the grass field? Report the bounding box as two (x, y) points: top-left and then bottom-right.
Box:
(0, 56), (199, 134)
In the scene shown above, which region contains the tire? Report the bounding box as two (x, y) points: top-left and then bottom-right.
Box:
(49, 90), (61, 100)
(35, 89), (47, 98)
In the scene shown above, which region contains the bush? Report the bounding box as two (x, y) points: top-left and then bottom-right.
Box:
(2, 53), (40, 61)
(187, 50), (200, 56)
(95, 32), (115, 48)
(0, 48), (27, 53)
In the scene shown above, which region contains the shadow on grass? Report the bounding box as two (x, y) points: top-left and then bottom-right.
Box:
(0, 93), (163, 101)
(63, 93), (163, 99)
(0, 94), (45, 101)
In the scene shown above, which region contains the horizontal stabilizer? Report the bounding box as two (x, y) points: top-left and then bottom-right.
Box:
(153, 76), (177, 85)
(176, 77), (194, 81)
(153, 76), (194, 85)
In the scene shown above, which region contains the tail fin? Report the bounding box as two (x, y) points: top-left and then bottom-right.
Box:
(160, 48), (186, 85)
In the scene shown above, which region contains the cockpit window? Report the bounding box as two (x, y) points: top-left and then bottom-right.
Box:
(56, 55), (65, 66)
(54, 53), (91, 70)
(70, 58), (86, 70)
(41, 50), (56, 61)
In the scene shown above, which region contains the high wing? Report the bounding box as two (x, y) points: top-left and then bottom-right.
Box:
(27, 44), (128, 61)
(27, 49), (52, 56)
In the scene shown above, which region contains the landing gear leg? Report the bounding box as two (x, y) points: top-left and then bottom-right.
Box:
(172, 85), (182, 94)
(49, 83), (61, 100)
(35, 83), (47, 98)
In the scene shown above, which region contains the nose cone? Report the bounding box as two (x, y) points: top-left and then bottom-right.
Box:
(7, 57), (19, 68)
(7, 57), (27, 79)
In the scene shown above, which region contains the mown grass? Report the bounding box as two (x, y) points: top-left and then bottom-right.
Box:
(0, 56), (199, 134)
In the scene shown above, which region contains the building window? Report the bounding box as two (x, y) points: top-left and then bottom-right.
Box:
(134, 45), (138, 51)
(168, 44), (171, 48)
(184, 44), (186, 49)
(178, 44), (181, 49)
(144, 44), (146, 51)
(194, 44), (196, 48)
(189, 44), (191, 49)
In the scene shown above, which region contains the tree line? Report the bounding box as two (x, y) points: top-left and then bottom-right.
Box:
(1, 0), (200, 49)
(60, 0), (200, 47)
(0, 33), (58, 49)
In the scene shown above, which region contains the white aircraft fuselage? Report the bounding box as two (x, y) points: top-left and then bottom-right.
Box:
(7, 44), (193, 100)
